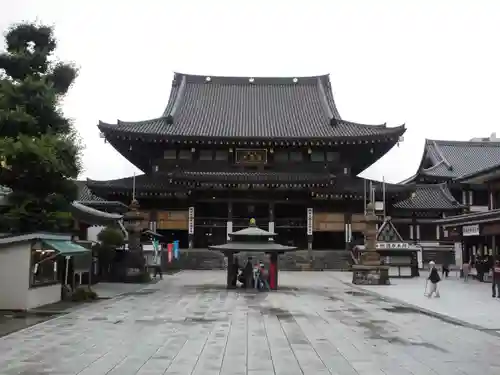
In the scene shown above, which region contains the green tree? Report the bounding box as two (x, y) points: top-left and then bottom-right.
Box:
(95, 226), (125, 280)
(0, 22), (81, 233)
(97, 226), (125, 248)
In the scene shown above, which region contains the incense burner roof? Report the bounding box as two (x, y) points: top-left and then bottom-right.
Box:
(209, 219), (297, 254)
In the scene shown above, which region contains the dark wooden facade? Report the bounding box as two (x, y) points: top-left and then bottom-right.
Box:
(84, 73), (466, 254)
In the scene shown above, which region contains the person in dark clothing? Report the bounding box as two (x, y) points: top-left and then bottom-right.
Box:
(442, 262), (449, 278)
(492, 260), (500, 297)
(476, 259), (484, 282)
(426, 261), (441, 298)
(231, 257), (240, 287)
(242, 257), (253, 289)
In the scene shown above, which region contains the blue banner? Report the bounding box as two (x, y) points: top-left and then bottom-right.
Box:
(173, 240), (179, 260)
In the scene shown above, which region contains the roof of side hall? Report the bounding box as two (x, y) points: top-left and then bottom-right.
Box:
(393, 183), (463, 211)
(98, 73), (405, 141)
(404, 139), (500, 181)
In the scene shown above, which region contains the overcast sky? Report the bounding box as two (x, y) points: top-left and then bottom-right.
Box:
(1, 0), (499, 183)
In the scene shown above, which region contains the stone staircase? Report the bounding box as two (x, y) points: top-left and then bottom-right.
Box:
(163, 249), (352, 271)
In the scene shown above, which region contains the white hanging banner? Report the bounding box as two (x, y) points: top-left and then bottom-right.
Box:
(268, 221), (275, 234)
(227, 221), (233, 241)
(188, 206), (195, 235)
(307, 208), (313, 236)
(454, 242), (462, 266)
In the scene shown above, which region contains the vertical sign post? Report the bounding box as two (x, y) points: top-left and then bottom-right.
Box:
(306, 208), (313, 236)
(307, 208), (313, 255)
(188, 207), (195, 249)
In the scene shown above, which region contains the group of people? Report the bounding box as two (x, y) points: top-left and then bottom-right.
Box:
(426, 259), (500, 298)
(230, 257), (270, 291)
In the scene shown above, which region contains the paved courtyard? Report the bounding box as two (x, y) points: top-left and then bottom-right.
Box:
(333, 271), (500, 330)
(1, 271), (500, 375)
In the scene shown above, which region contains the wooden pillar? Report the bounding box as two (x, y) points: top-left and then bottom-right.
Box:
(344, 212), (352, 250)
(269, 252), (278, 290)
(269, 202), (275, 233)
(488, 184), (495, 210)
(226, 252), (234, 289)
(411, 213), (417, 244)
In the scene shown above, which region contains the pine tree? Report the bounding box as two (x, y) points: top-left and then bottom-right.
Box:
(0, 23), (82, 233)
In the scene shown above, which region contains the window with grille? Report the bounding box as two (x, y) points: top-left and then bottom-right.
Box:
(215, 150), (228, 161)
(164, 150), (176, 159)
(274, 151), (289, 162)
(311, 151), (325, 162)
(199, 150), (213, 161)
(178, 150), (192, 160)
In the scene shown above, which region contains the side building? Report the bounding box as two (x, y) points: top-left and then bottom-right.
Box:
(400, 136), (500, 262)
(403, 138), (500, 212)
(436, 164), (500, 261)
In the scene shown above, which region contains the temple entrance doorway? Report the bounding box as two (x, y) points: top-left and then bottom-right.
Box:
(193, 225), (226, 248)
(275, 203), (307, 247)
(312, 231), (345, 250)
(232, 202), (269, 231)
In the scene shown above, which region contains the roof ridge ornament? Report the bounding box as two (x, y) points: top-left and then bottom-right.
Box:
(166, 75), (187, 125)
(431, 140), (452, 170)
(316, 76), (335, 126)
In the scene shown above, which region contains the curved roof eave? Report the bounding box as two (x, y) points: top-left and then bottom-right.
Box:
(70, 201), (123, 221)
(98, 120), (405, 142)
(454, 162), (500, 183)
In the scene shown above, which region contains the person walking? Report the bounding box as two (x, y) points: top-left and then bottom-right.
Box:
(242, 257), (253, 289)
(442, 262), (450, 278)
(492, 260), (500, 298)
(259, 262), (270, 291)
(462, 261), (471, 282)
(153, 252), (163, 280)
(426, 261), (441, 298)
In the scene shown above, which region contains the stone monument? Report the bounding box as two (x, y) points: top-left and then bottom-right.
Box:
(351, 202), (390, 285)
(123, 199), (146, 274)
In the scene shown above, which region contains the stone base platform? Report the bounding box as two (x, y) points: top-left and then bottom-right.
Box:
(352, 264), (390, 285)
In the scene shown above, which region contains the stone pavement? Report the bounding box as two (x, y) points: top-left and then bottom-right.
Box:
(333, 271), (500, 330)
(92, 281), (158, 299)
(1, 271), (500, 374)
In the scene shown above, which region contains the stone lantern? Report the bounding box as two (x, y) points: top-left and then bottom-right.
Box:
(351, 202), (390, 285)
(123, 199), (146, 271)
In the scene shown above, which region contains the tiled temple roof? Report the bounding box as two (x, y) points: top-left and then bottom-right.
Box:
(87, 171), (334, 191)
(172, 170), (334, 184)
(98, 73), (405, 142)
(393, 183), (463, 211)
(435, 208), (500, 227)
(454, 163), (500, 184)
(86, 173), (415, 203)
(404, 139), (500, 182)
(74, 180), (128, 212)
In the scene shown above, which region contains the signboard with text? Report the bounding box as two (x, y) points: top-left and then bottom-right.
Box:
(462, 224), (480, 237)
(306, 208), (313, 236)
(188, 207), (195, 235)
(375, 242), (410, 250)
